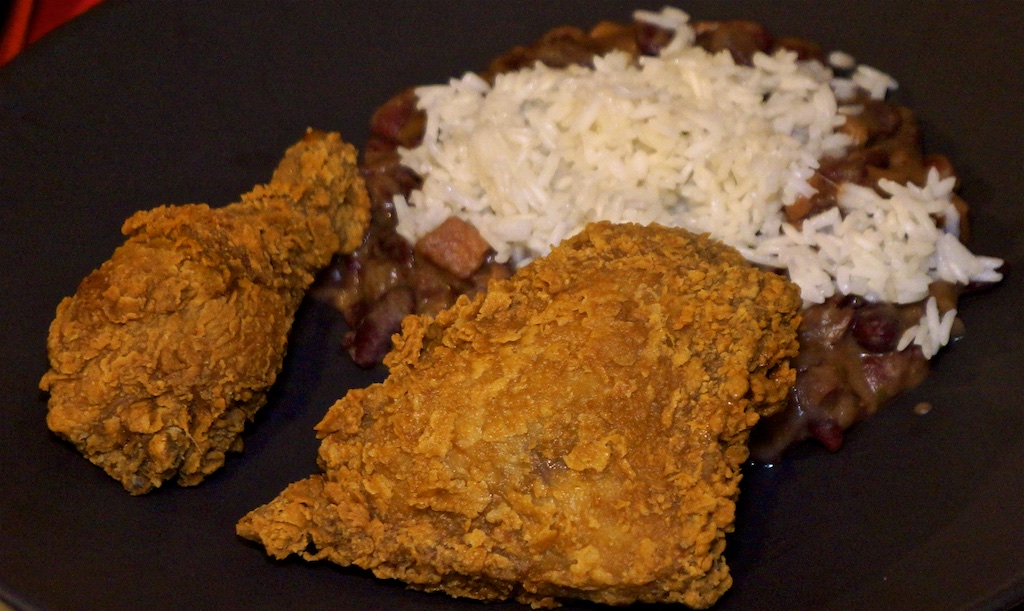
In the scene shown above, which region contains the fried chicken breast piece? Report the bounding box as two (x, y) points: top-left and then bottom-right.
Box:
(237, 222), (801, 608)
(40, 130), (371, 495)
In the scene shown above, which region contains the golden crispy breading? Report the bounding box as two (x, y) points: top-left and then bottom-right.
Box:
(40, 130), (371, 494)
(238, 222), (801, 608)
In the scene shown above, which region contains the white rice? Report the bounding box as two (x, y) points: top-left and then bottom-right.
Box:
(392, 6), (1003, 359)
(897, 296), (959, 359)
(827, 50), (856, 71)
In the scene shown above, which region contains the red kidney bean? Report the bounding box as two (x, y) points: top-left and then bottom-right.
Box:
(808, 419), (844, 452)
(694, 20), (774, 66)
(343, 287), (415, 367)
(851, 303), (901, 353)
(634, 22), (674, 56)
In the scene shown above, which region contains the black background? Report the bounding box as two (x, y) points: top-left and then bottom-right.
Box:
(1, 2), (1022, 610)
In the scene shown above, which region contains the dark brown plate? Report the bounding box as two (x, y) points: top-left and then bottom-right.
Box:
(1, 2), (1021, 609)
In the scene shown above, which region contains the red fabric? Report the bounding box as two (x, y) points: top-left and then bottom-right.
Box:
(1, 0), (104, 65)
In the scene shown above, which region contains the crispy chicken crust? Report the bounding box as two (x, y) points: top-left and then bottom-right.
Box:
(238, 222), (801, 608)
(40, 130), (370, 494)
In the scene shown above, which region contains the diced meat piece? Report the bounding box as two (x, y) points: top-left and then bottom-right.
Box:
(414, 216), (491, 279)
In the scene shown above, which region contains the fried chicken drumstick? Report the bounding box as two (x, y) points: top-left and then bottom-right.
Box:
(40, 130), (370, 494)
(238, 222), (801, 608)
